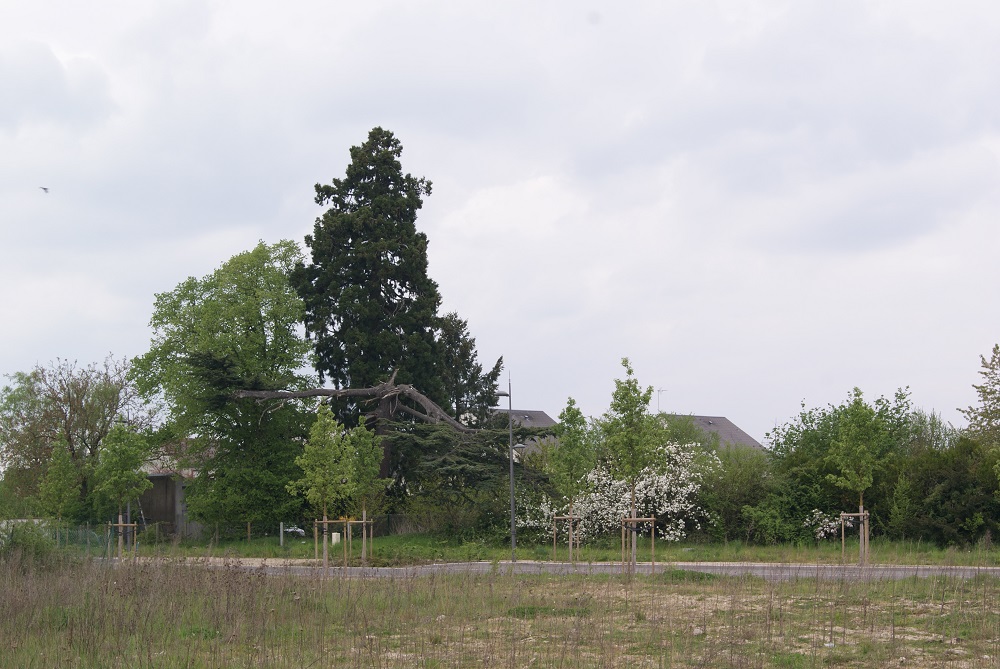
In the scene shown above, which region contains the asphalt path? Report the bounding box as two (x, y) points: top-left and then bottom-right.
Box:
(207, 559), (1000, 581)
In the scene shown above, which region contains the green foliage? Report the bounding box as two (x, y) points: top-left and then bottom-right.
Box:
(598, 358), (659, 562)
(0, 521), (55, 564)
(765, 387), (912, 538)
(740, 496), (803, 545)
(437, 312), (503, 425)
(960, 343), (1000, 447)
(133, 240), (314, 528)
(38, 441), (82, 522)
(134, 240), (314, 434)
(383, 422), (516, 537)
(601, 358), (657, 494)
(293, 127), (444, 406)
(0, 475), (42, 520)
(884, 474), (916, 540)
(92, 424), (152, 518)
(658, 414), (721, 449)
(824, 388), (889, 509)
(0, 371), (49, 495)
(907, 409), (960, 452)
(287, 404), (355, 518)
(0, 357), (152, 504)
(899, 436), (1000, 545)
(351, 417), (390, 518)
(699, 446), (772, 541)
(287, 405), (387, 520)
(761, 385), (1000, 546)
(546, 397), (597, 508)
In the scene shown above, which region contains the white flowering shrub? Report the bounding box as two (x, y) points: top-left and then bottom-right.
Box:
(527, 442), (716, 542)
(515, 490), (557, 535)
(803, 509), (853, 540)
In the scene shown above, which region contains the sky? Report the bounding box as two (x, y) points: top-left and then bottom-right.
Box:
(3, 1), (1000, 444)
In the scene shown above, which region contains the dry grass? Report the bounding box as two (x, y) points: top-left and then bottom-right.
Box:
(3, 553), (1000, 668)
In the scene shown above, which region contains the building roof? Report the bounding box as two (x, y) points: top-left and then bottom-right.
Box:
(493, 409), (558, 429)
(689, 415), (763, 450)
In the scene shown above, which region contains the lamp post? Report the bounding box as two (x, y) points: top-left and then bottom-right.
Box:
(496, 383), (525, 562)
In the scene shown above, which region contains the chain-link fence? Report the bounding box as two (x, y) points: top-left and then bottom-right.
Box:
(1, 512), (432, 560)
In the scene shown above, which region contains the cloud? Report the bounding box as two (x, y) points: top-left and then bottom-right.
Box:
(0, 42), (114, 133)
(3, 0), (1000, 442)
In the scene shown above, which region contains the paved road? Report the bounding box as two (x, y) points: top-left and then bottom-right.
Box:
(218, 559), (1000, 581)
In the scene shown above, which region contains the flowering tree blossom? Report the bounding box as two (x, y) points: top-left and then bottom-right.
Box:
(602, 359), (656, 565)
(520, 442), (717, 543)
(803, 509), (853, 540)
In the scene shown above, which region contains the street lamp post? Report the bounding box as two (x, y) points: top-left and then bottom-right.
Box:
(496, 382), (524, 563)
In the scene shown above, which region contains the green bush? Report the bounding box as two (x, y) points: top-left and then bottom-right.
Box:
(0, 521), (57, 565)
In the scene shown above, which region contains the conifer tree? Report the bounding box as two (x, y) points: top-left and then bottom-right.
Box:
(293, 128), (444, 408)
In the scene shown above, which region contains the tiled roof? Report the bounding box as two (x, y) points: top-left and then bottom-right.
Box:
(493, 409), (558, 428)
(689, 415), (763, 450)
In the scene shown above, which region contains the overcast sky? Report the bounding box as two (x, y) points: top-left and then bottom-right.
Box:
(3, 1), (999, 443)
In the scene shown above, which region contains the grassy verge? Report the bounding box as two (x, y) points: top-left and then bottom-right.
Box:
(121, 532), (1000, 568)
(3, 553), (1000, 668)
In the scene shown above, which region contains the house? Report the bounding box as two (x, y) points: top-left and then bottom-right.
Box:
(492, 409), (558, 429)
(686, 415), (763, 450)
(491, 409), (558, 459)
(493, 409), (762, 450)
(137, 452), (201, 538)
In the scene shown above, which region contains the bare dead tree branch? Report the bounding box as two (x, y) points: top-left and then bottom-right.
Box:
(232, 378), (475, 433)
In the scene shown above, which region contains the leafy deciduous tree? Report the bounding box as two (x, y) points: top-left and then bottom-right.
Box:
(92, 424), (152, 557)
(133, 240), (315, 530)
(348, 416), (389, 561)
(960, 344), (1000, 447)
(287, 404), (356, 567)
(38, 441), (82, 524)
(901, 436), (1000, 545)
(825, 388), (887, 510)
(762, 387), (912, 541)
(545, 397), (596, 558)
(0, 356), (154, 504)
(601, 358), (656, 567)
(698, 446), (771, 542)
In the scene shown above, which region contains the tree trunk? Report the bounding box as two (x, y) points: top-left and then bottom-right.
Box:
(322, 504), (328, 571)
(568, 502), (575, 564)
(859, 492), (866, 566)
(117, 507), (124, 559)
(630, 484), (637, 571)
(362, 503), (368, 566)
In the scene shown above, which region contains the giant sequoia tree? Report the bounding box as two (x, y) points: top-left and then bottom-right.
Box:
(293, 127), (445, 410)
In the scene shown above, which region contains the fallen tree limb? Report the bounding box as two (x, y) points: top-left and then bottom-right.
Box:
(232, 376), (474, 433)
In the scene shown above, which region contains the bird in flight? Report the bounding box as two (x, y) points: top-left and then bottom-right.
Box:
(39, 186), (49, 193)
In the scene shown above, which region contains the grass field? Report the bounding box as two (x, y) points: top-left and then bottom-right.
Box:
(126, 530), (1000, 568)
(2, 551), (1000, 668)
